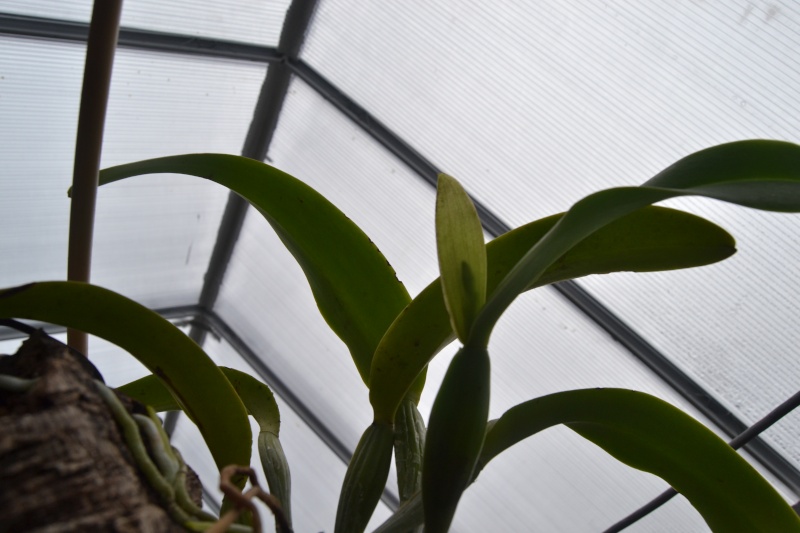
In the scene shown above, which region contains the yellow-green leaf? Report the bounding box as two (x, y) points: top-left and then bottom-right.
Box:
(96, 154), (411, 387)
(435, 174), (487, 343)
(369, 206), (735, 423)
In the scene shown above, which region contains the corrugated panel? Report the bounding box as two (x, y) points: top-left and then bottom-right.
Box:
(215, 78), (793, 531)
(0, 35), (265, 308)
(301, 0), (800, 479)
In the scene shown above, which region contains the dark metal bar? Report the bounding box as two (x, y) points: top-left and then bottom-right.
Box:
(201, 485), (222, 516)
(603, 389), (800, 532)
(0, 12), (280, 63)
(199, 308), (401, 510)
(290, 57), (800, 496)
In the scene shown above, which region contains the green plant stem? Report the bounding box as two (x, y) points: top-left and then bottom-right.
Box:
(67, 0), (123, 356)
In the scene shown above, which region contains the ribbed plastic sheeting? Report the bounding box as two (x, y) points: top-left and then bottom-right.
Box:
(0, 34), (265, 308)
(214, 77), (792, 531)
(0, 0), (291, 45)
(301, 0), (800, 475)
(1, 1), (798, 531)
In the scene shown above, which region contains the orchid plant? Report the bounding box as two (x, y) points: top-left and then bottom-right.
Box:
(1, 140), (800, 532)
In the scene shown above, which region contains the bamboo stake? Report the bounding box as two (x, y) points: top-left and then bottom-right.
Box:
(67, 0), (124, 356)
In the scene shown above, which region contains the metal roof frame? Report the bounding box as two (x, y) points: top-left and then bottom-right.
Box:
(1, 4), (798, 527)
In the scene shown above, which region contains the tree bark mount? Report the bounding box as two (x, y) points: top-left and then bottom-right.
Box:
(0, 332), (201, 532)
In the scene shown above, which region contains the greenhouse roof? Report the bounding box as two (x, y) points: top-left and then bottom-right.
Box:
(1, 1), (799, 531)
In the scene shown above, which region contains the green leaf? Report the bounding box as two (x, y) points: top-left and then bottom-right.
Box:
(96, 154), (411, 386)
(422, 345), (490, 533)
(368, 206), (735, 423)
(120, 367), (280, 434)
(435, 174), (487, 343)
(478, 389), (800, 532)
(121, 368), (292, 526)
(472, 140), (800, 346)
(118, 372), (183, 413)
(0, 281), (251, 477)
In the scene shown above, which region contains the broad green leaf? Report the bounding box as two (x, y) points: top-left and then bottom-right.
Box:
(120, 367), (280, 434)
(369, 206), (735, 423)
(96, 154), (411, 386)
(472, 140), (800, 346)
(121, 368), (292, 526)
(477, 389), (800, 532)
(0, 281), (251, 478)
(435, 174), (487, 343)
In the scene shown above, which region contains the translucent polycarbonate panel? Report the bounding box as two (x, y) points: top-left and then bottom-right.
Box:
(304, 2), (800, 220)
(303, 1), (800, 478)
(267, 82), (442, 298)
(0, 0), (290, 46)
(216, 79), (793, 530)
(0, 35), (265, 308)
(175, 334), (392, 532)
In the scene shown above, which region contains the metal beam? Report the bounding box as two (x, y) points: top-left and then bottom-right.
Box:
(0, 12), (280, 63)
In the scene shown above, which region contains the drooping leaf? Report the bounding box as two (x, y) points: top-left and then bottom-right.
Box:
(472, 140), (800, 346)
(121, 368), (292, 526)
(477, 389), (800, 532)
(422, 345), (490, 533)
(435, 174), (487, 343)
(95, 154), (411, 387)
(0, 282), (251, 478)
(120, 367), (280, 435)
(369, 206), (735, 423)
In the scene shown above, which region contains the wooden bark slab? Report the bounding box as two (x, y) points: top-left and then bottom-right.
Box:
(0, 332), (202, 533)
